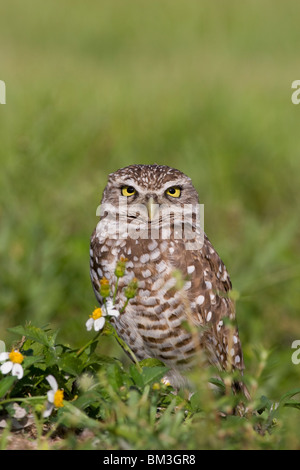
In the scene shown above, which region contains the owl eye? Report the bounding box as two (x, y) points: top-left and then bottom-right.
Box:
(166, 186), (181, 198)
(121, 186), (136, 197)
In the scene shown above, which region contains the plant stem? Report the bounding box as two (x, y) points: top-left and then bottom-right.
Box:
(0, 395), (45, 406)
(76, 331), (101, 357)
(112, 330), (142, 372)
(120, 298), (129, 314)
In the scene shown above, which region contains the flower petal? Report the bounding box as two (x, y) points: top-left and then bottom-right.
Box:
(105, 299), (114, 310)
(43, 403), (54, 418)
(47, 390), (55, 403)
(108, 307), (120, 317)
(12, 363), (23, 379)
(46, 375), (58, 392)
(85, 318), (94, 331)
(94, 317), (105, 331)
(105, 300), (120, 317)
(0, 352), (9, 362)
(0, 361), (13, 374)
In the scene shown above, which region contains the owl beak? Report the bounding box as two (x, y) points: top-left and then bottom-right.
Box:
(146, 196), (158, 221)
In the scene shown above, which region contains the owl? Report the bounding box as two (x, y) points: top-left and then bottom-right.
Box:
(90, 164), (248, 397)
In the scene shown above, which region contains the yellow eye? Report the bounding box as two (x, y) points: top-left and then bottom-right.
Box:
(166, 186), (181, 198)
(121, 186), (136, 197)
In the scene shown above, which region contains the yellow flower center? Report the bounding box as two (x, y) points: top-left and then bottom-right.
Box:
(54, 389), (64, 408)
(9, 350), (24, 364)
(91, 307), (103, 320)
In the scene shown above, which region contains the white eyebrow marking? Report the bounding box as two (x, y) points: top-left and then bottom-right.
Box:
(118, 179), (144, 192)
(160, 179), (188, 193)
(119, 177), (189, 194)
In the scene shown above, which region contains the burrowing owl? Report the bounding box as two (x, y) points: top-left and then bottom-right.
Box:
(90, 164), (247, 394)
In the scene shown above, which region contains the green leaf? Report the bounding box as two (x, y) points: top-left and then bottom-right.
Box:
(278, 388), (300, 408)
(130, 364), (168, 389)
(139, 358), (165, 368)
(130, 364), (144, 388)
(22, 355), (44, 369)
(0, 375), (16, 398)
(7, 325), (53, 348)
(86, 353), (119, 368)
(283, 400), (300, 411)
(189, 391), (202, 413)
(43, 348), (58, 368)
(106, 363), (125, 391)
(209, 377), (226, 391)
(6, 325), (26, 338)
(73, 392), (102, 411)
(58, 402), (100, 429)
(57, 354), (84, 376)
(141, 366), (167, 386)
(256, 395), (274, 414)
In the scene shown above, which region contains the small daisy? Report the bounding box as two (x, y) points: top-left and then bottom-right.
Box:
(43, 375), (64, 418)
(105, 299), (120, 318)
(161, 377), (171, 387)
(86, 307), (105, 332)
(0, 349), (24, 380)
(86, 301), (119, 332)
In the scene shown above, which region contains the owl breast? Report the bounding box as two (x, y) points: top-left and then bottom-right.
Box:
(90, 220), (198, 370)
(90, 212), (243, 381)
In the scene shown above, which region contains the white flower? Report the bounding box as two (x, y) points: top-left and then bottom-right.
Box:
(86, 307), (105, 332)
(86, 302), (119, 332)
(43, 375), (64, 418)
(0, 349), (24, 380)
(105, 299), (120, 318)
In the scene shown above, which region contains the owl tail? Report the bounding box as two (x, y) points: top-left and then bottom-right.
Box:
(231, 380), (251, 417)
(233, 379), (251, 401)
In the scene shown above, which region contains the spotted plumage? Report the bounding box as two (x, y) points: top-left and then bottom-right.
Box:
(90, 164), (247, 394)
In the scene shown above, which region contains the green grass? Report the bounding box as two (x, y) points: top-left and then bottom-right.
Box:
(0, 0), (300, 449)
(0, 320), (300, 451)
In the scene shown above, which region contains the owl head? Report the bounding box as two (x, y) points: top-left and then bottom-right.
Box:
(100, 164), (199, 223)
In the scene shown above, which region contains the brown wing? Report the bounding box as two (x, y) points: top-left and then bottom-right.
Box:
(167, 233), (245, 374)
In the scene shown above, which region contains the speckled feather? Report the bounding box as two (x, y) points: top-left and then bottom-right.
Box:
(90, 164), (246, 392)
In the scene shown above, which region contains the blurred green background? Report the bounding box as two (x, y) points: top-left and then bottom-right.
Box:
(0, 0), (300, 401)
